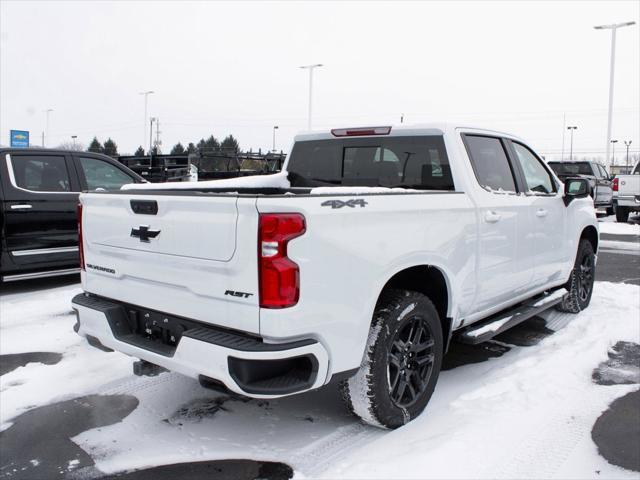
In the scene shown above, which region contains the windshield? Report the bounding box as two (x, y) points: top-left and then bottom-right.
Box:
(287, 135), (454, 190)
(547, 162), (593, 176)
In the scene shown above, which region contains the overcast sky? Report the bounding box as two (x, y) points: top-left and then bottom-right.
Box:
(1, 0), (638, 162)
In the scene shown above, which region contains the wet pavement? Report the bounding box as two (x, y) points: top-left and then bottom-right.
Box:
(0, 395), (138, 479)
(592, 390), (640, 472)
(101, 460), (293, 479)
(0, 352), (63, 376)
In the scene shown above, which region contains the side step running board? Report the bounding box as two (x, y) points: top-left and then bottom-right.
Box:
(458, 288), (567, 345)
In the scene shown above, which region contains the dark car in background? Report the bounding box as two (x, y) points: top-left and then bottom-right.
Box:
(0, 148), (144, 282)
(547, 160), (614, 213)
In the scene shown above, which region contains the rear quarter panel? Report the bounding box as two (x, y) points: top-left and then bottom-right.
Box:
(257, 191), (477, 378)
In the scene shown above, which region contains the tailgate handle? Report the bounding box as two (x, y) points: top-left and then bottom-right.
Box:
(130, 200), (158, 215)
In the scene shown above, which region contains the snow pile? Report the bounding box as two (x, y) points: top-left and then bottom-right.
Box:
(120, 172), (290, 191)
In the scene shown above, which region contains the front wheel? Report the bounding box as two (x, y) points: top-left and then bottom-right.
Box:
(556, 239), (596, 313)
(340, 289), (443, 429)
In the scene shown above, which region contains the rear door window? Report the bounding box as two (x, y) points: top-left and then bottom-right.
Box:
(9, 155), (72, 192)
(463, 135), (517, 192)
(287, 136), (454, 190)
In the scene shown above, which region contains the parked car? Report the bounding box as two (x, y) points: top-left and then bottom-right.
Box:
(546, 160), (614, 213)
(0, 148), (144, 282)
(72, 124), (598, 429)
(612, 160), (640, 222)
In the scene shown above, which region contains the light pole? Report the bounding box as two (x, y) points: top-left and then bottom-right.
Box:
(299, 64), (323, 130)
(71, 135), (78, 150)
(272, 126), (279, 152)
(624, 140), (632, 170)
(44, 109), (53, 147)
(149, 117), (156, 155)
(567, 126), (578, 160)
(594, 21), (635, 169)
(610, 139), (618, 166)
(139, 91), (155, 149)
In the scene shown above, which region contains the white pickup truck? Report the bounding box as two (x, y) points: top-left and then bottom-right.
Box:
(73, 124), (599, 428)
(613, 160), (640, 222)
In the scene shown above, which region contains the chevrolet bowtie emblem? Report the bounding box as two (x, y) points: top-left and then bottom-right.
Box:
(131, 225), (161, 242)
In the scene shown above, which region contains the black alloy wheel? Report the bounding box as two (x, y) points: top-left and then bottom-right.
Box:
(387, 315), (435, 408)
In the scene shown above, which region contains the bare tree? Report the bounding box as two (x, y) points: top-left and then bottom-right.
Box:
(57, 141), (85, 151)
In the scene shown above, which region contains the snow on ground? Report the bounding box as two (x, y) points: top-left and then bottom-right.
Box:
(598, 215), (640, 236)
(0, 283), (134, 429)
(1, 280), (638, 479)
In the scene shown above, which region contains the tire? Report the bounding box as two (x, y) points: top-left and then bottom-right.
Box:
(616, 206), (629, 223)
(339, 289), (443, 429)
(556, 239), (596, 313)
(606, 206), (614, 216)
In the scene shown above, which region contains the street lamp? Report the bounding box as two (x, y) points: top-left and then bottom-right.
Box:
(299, 64), (323, 130)
(567, 126), (578, 160)
(139, 91), (155, 149)
(44, 109), (54, 147)
(594, 21), (636, 169)
(71, 135), (78, 150)
(624, 140), (633, 169)
(272, 126), (279, 152)
(610, 139), (618, 165)
(149, 117), (157, 155)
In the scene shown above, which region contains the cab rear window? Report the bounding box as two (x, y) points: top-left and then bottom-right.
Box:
(287, 136), (454, 190)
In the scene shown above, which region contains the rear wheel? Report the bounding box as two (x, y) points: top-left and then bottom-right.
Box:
(616, 205), (629, 223)
(556, 239), (596, 313)
(606, 206), (614, 216)
(340, 289), (443, 429)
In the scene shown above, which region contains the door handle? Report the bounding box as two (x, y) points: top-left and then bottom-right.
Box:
(484, 211), (502, 223)
(10, 204), (32, 210)
(536, 208), (548, 218)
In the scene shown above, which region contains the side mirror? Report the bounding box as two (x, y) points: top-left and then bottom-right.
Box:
(563, 177), (590, 206)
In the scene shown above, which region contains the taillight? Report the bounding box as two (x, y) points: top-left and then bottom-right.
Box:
(612, 177), (619, 192)
(77, 203), (85, 271)
(258, 213), (306, 308)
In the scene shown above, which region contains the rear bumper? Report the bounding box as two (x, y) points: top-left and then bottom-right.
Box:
(72, 293), (329, 397)
(615, 195), (640, 209)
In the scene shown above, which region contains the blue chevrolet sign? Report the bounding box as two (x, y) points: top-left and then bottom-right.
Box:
(10, 130), (30, 148)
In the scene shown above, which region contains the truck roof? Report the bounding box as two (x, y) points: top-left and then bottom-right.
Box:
(294, 123), (528, 144)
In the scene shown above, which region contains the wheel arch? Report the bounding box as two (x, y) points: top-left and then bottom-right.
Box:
(377, 264), (453, 350)
(581, 225), (599, 254)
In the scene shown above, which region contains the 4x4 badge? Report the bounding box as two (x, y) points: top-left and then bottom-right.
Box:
(321, 199), (368, 209)
(131, 225), (161, 242)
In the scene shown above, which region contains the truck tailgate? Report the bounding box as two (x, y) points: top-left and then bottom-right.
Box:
(80, 193), (260, 334)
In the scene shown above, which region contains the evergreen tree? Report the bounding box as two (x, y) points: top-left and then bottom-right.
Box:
(87, 137), (103, 153)
(196, 138), (206, 155)
(221, 135), (240, 154)
(150, 145), (160, 156)
(134, 146), (145, 156)
(202, 135), (220, 154)
(103, 138), (118, 157)
(186, 142), (197, 154)
(170, 142), (186, 155)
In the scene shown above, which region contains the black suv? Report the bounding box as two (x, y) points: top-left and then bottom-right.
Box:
(0, 148), (144, 282)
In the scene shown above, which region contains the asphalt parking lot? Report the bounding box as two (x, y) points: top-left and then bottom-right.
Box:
(1, 215), (639, 480)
